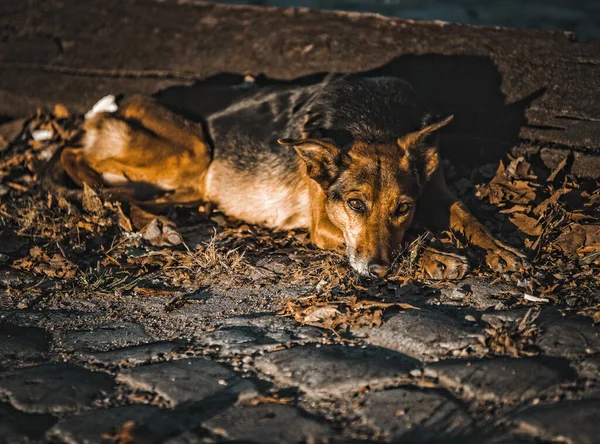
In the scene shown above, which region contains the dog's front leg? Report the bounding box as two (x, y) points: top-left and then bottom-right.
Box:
(419, 170), (526, 273)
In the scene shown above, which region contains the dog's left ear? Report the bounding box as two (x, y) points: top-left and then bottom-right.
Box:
(278, 138), (347, 187)
(397, 115), (454, 184)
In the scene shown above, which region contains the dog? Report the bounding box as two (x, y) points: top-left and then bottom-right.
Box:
(60, 75), (525, 279)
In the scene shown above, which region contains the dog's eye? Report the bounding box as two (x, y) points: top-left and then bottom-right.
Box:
(394, 202), (412, 217)
(347, 199), (366, 213)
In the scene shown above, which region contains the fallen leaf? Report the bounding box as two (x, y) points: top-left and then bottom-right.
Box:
(53, 103), (70, 119)
(546, 156), (569, 182)
(509, 213), (543, 236)
(82, 183), (104, 215)
(554, 224), (600, 257)
(115, 203), (133, 232)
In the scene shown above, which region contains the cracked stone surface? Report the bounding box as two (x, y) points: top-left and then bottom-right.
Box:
(203, 314), (325, 355)
(255, 344), (419, 397)
(203, 404), (336, 443)
(507, 399), (600, 444)
(47, 405), (184, 444)
(357, 387), (475, 441)
(424, 356), (577, 403)
(536, 314), (600, 359)
(354, 310), (477, 361)
(117, 358), (258, 406)
(0, 402), (56, 442)
(57, 322), (154, 352)
(0, 363), (115, 414)
(0, 324), (50, 366)
(81, 341), (183, 367)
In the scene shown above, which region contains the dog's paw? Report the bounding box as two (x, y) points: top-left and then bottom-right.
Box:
(420, 249), (470, 280)
(485, 239), (527, 272)
(141, 218), (183, 247)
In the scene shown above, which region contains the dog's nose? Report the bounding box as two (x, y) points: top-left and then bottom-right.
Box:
(368, 262), (388, 279)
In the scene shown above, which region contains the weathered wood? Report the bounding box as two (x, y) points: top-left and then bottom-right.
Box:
(1, 0), (599, 176)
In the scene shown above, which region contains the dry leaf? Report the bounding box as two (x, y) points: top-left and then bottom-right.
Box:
(303, 306), (341, 324)
(547, 156), (569, 182)
(554, 224), (600, 257)
(509, 213), (543, 236)
(115, 203), (133, 232)
(82, 183), (104, 215)
(53, 103), (70, 119)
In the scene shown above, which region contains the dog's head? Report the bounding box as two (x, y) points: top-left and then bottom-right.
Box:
(279, 115), (452, 278)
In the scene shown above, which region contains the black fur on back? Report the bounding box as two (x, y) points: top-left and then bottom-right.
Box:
(206, 76), (437, 175)
(293, 76), (435, 149)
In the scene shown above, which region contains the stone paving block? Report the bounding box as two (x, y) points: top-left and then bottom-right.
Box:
(0, 324), (49, 365)
(424, 356), (577, 403)
(202, 403), (335, 444)
(481, 308), (533, 327)
(536, 314), (600, 359)
(219, 314), (325, 342)
(438, 278), (517, 310)
(508, 398), (600, 444)
(255, 344), (419, 397)
(0, 309), (101, 329)
(47, 405), (183, 444)
(353, 310), (476, 362)
(357, 387), (475, 442)
(57, 321), (154, 352)
(82, 341), (182, 367)
(117, 358), (257, 406)
(0, 402), (56, 442)
(202, 326), (281, 355)
(0, 363), (115, 414)
(579, 353), (600, 379)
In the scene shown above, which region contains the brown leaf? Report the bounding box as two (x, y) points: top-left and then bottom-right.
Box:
(506, 156), (536, 180)
(53, 104), (70, 119)
(554, 224), (600, 257)
(82, 183), (104, 215)
(102, 421), (153, 444)
(499, 205), (530, 214)
(533, 188), (568, 217)
(509, 213), (543, 236)
(546, 156), (569, 182)
(115, 203), (133, 232)
(303, 306), (341, 324)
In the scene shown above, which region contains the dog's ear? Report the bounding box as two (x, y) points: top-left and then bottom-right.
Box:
(397, 115), (453, 185)
(397, 115), (453, 152)
(278, 138), (347, 187)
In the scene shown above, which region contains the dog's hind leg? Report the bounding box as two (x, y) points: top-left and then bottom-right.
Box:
(78, 96), (212, 202)
(117, 94), (210, 162)
(61, 147), (105, 188)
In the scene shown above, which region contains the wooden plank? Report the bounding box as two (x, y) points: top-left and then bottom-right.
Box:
(0, 0), (599, 175)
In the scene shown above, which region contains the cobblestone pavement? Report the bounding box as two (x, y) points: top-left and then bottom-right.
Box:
(1, 267), (599, 443)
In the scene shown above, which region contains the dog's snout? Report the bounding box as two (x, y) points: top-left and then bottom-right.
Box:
(368, 262), (389, 279)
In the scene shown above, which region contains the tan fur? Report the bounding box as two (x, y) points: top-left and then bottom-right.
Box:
(62, 96), (524, 279)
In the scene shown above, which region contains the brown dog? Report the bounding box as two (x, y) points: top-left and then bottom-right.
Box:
(61, 76), (525, 279)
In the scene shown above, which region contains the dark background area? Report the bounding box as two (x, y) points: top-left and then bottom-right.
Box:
(215, 0), (600, 41)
